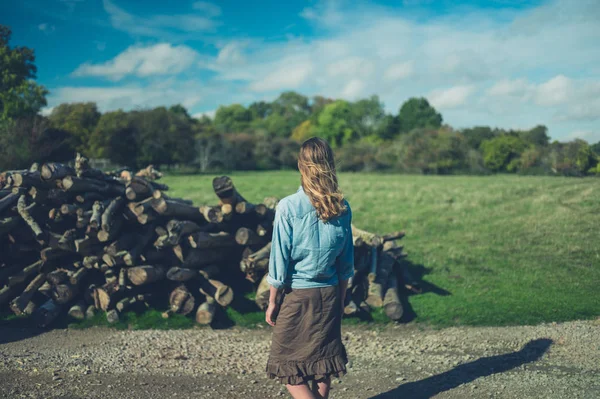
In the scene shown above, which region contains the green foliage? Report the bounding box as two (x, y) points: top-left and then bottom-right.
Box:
(0, 25), (48, 121)
(398, 97), (443, 133)
(314, 100), (359, 148)
(520, 125), (550, 147)
(290, 120), (314, 143)
(214, 104), (253, 133)
(48, 102), (101, 155)
(395, 128), (470, 174)
(0, 116), (72, 170)
(480, 134), (529, 172)
(460, 126), (497, 149)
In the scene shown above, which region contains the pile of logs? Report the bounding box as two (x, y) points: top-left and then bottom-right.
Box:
(0, 154), (414, 327)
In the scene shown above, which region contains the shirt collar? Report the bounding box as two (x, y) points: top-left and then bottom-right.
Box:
(297, 185), (304, 193)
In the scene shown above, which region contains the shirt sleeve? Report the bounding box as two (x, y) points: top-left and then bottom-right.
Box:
(267, 202), (293, 289)
(337, 204), (355, 281)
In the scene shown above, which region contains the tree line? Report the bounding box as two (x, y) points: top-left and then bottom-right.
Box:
(1, 25), (599, 176)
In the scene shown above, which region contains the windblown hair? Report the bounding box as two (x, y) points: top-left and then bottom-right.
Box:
(298, 137), (348, 222)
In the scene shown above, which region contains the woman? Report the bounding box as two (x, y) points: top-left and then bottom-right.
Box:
(265, 137), (354, 399)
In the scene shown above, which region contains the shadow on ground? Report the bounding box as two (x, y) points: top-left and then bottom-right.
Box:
(370, 338), (553, 399)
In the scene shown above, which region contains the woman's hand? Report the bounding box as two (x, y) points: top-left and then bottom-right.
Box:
(266, 301), (279, 326)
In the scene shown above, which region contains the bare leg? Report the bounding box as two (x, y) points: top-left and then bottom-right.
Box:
(311, 377), (331, 399)
(286, 382), (316, 399)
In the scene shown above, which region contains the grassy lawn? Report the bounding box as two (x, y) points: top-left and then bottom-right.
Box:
(2, 172), (598, 330)
(162, 171), (600, 327)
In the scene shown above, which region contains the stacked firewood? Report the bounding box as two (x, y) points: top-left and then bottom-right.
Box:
(0, 154), (412, 327)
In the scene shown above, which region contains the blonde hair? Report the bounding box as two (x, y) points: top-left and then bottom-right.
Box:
(298, 137), (348, 222)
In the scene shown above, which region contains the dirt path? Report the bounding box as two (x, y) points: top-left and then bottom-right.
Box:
(0, 319), (598, 398)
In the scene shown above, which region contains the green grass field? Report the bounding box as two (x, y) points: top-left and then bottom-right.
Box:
(2, 172), (598, 330)
(162, 171), (600, 327)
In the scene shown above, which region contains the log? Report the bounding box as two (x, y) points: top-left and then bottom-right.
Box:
(235, 227), (263, 246)
(8, 260), (43, 287)
(101, 196), (125, 232)
(51, 282), (78, 304)
(127, 265), (165, 286)
(85, 304), (96, 319)
(116, 296), (139, 313)
(151, 198), (205, 223)
(166, 267), (198, 282)
(104, 233), (137, 256)
(93, 281), (121, 311)
(383, 273), (403, 321)
(199, 277), (233, 307)
(262, 196), (279, 210)
(70, 267), (88, 286)
(123, 227), (155, 266)
(199, 205), (223, 223)
(366, 248), (383, 308)
(97, 218), (123, 242)
(255, 273), (270, 311)
(187, 231), (236, 249)
(196, 296), (216, 325)
(11, 171), (53, 189)
(212, 176), (246, 207)
(235, 201), (255, 215)
(240, 242), (271, 282)
(169, 284), (195, 315)
(10, 273), (46, 315)
(183, 249), (228, 269)
(136, 165), (162, 180)
(106, 309), (120, 324)
(88, 201), (104, 231)
(17, 195), (45, 242)
(0, 285), (19, 306)
(165, 219), (201, 246)
(68, 300), (87, 320)
(47, 269), (69, 285)
(40, 163), (75, 181)
(126, 177), (154, 201)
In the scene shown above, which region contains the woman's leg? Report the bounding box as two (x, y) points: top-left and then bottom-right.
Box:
(311, 376), (331, 399)
(286, 382), (316, 399)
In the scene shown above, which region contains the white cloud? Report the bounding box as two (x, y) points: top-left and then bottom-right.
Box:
(384, 62), (413, 81)
(46, 82), (204, 113)
(103, 0), (220, 39)
(564, 130), (600, 143)
(192, 2), (221, 17)
(534, 75), (572, 106)
(428, 85), (475, 109)
(341, 79), (366, 99)
(249, 62), (313, 92)
(72, 43), (198, 81)
(192, 110), (216, 120)
(487, 78), (531, 97)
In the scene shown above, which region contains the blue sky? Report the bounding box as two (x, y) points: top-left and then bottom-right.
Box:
(3, 0), (599, 142)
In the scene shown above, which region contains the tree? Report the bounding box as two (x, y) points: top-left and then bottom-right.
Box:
(349, 95), (388, 139)
(398, 97), (442, 133)
(480, 134), (529, 172)
(314, 100), (359, 148)
(0, 25), (48, 121)
(89, 110), (132, 161)
(290, 120), (314, 143)
(589, 140), (600, 156)
(520, 125), (550, 147)
(48, 102), (101, 155)
(214, 104), (252, 133)
(460, 126), (497, 149)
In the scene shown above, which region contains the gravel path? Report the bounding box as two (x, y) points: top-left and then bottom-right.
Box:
(0, 319), (598, 398)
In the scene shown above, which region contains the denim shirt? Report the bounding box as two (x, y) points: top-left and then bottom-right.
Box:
(267, 185), (354, 289)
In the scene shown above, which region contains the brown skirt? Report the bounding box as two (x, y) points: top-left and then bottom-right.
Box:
(265, 285), (348, 385)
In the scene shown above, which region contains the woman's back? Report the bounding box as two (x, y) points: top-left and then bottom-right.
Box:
(267, 184), (354, 289)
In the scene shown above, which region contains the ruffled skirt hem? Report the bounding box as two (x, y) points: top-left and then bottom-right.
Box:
(265, 354), (348, 385)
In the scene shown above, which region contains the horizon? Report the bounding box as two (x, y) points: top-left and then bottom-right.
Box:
(3, 0), (599, 143)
